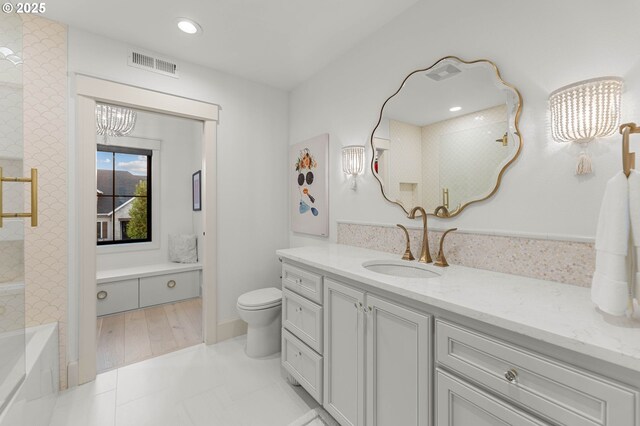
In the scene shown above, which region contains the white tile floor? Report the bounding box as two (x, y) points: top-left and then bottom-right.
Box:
(49, 336), (319, 426)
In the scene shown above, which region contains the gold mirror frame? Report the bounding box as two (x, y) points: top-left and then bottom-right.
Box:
(370, 56), (523, 218)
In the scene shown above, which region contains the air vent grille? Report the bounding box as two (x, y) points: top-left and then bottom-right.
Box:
(128, 48), (179, 78)
(155, 58), (177, 75)
(132, 51), (154, 69)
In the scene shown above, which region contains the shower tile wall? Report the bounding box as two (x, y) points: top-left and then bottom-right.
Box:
(22, 15), (68, 390)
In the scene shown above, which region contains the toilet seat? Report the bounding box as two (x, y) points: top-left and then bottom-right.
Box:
(237, 287), (282, 311)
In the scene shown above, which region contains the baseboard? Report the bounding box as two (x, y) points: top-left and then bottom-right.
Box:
(67, 360), (79, 388)
(217, 318), (247, 342)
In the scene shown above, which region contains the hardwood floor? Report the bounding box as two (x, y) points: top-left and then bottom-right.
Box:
(97, 298), (202, 373)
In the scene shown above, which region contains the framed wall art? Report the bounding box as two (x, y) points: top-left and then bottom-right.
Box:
(290, 134), (329, 237)
(192, 170), (201, 211)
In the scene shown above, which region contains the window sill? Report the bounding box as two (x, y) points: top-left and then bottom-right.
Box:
(97, 240), (160, 255)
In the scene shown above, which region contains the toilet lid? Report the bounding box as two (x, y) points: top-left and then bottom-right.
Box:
(238, 287), (282, 309)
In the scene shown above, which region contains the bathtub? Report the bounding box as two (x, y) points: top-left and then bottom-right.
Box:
(0, 322), (59, 426)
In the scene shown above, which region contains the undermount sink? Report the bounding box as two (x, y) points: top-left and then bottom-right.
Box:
(362, 260), (441, 279)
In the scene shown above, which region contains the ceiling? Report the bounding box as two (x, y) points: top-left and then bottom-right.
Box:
(44, 0), (419, 90)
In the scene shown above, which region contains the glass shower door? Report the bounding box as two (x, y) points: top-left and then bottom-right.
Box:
(0, 11), (25, 414)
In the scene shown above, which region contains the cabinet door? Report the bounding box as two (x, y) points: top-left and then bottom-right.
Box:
(366, 295), (431, 426)
(324, 278), (365, 426)
(436, 369), (549, 426)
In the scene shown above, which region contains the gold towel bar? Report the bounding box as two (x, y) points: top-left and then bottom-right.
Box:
(0, 167), (38, 228)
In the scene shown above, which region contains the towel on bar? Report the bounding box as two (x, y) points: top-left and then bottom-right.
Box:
(591, 171), (630, 316)
(629, 170), (640, 298)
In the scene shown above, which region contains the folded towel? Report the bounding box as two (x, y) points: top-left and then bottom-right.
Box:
(592, 172), (630, 315)
(629, 170), (640, 298)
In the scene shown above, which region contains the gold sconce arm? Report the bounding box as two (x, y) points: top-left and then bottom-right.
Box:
(0, 168), (38, 228)
(396, 224), (415, 261)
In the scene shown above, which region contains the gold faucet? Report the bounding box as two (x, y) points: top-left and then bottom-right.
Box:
(434, 205), (450, 218)
(408, 206), (432, 264)
(396, 224), (415, 261)
(435, 228), (457, 267)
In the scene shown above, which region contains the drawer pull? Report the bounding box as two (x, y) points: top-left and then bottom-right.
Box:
(504, 368), (518, 383)
(167, 280), (177, 289)
(97, 290), (108, 300)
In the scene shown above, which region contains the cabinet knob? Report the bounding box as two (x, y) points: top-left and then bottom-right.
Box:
(504, 368), (518, 383)
(167, 280), (177, 289)
(97, 290), (108, 300)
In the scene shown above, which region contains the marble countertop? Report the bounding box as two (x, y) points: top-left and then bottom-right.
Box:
(276, 244), (640, 373)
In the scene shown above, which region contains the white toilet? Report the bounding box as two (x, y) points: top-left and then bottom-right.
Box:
(237, 287), (283, 358)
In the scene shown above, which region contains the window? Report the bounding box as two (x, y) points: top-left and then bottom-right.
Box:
(97, 145), (152, 245)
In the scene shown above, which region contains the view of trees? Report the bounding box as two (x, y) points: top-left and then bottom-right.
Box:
(126, 181), (148, 239)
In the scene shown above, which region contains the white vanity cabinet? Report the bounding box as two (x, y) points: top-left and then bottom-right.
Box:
(281, 263), (325, 404)
(435, 319), (639, 426)
(278, 247), (640, 426)
(323, 278), (432, 426)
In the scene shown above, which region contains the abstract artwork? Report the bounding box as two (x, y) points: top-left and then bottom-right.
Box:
(290, 134), (329, 236)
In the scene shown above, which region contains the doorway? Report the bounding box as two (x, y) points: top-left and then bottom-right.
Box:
(74, 76), (219, 384)
(94, 106), (205, 373)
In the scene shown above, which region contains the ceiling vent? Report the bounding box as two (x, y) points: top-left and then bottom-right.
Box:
(127, 48), (179, 78)
(426, 64), (461, 81)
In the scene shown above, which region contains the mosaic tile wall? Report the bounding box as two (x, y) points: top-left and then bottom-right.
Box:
(337, 222), (595, 287)
(22, 15), (68, 389)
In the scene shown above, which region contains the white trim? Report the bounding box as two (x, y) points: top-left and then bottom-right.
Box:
(216, 318), (248, 342)
(73, 74), (219, 385)
(336, 220), (595, 244)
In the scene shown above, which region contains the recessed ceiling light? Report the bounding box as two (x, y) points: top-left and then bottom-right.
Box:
(449, 106), (462, 112)
(177, 18), (202, 35)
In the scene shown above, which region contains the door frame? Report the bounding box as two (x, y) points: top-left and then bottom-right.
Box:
(74, 75), (220, 384)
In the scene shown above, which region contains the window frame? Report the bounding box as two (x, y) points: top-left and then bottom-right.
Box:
(96, 144), (152, 246)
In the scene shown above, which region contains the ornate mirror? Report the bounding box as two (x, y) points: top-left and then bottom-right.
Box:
(371, 56), (522, 218)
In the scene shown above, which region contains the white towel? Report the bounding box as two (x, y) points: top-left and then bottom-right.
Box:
(629, 170), (640, 298)
(591, 172), (630, 315)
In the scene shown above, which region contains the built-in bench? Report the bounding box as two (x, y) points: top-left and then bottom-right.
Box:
(96, 263), (202, 316)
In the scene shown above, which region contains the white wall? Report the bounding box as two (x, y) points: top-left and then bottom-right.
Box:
(96, 110), (202, 271)
(289, 0), (640, 246)
(67, 28), (289, 335)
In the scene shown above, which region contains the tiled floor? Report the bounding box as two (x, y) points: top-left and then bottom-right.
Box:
(49, 336), (319, 426)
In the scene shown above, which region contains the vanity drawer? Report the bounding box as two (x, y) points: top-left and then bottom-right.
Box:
(283, 288), (323, 353)
(96, 279), (139, 316)
(282, 328), (323, 404)
(139, 271), (200, 307)
(436, 320), (638, 426)
(282, 263), (323, 304)
(436, 369), (549, 426)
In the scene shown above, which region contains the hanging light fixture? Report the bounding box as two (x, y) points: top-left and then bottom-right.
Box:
(95, 104), (137, 141)
(549, 77), (623, 175)
(342, 145), (365, 190)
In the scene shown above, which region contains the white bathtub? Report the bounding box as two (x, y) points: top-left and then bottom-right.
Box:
(0, 322), (59, 426)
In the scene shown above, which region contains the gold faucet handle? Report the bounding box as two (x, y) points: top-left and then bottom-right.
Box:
(396, 224), (415, 261)
(435, 228), (457, 267)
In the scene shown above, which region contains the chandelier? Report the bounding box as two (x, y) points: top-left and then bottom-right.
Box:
(95, 104), (137, 140)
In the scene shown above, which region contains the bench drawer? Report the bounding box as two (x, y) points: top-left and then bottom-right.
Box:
(97, 279), (139, 316)
(282, 329), (323, 404)
(139, 271), (199, 307)
(283, 288), (323, 353)
(436, 320), (638, 426)
(282, 263), (323, 304)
